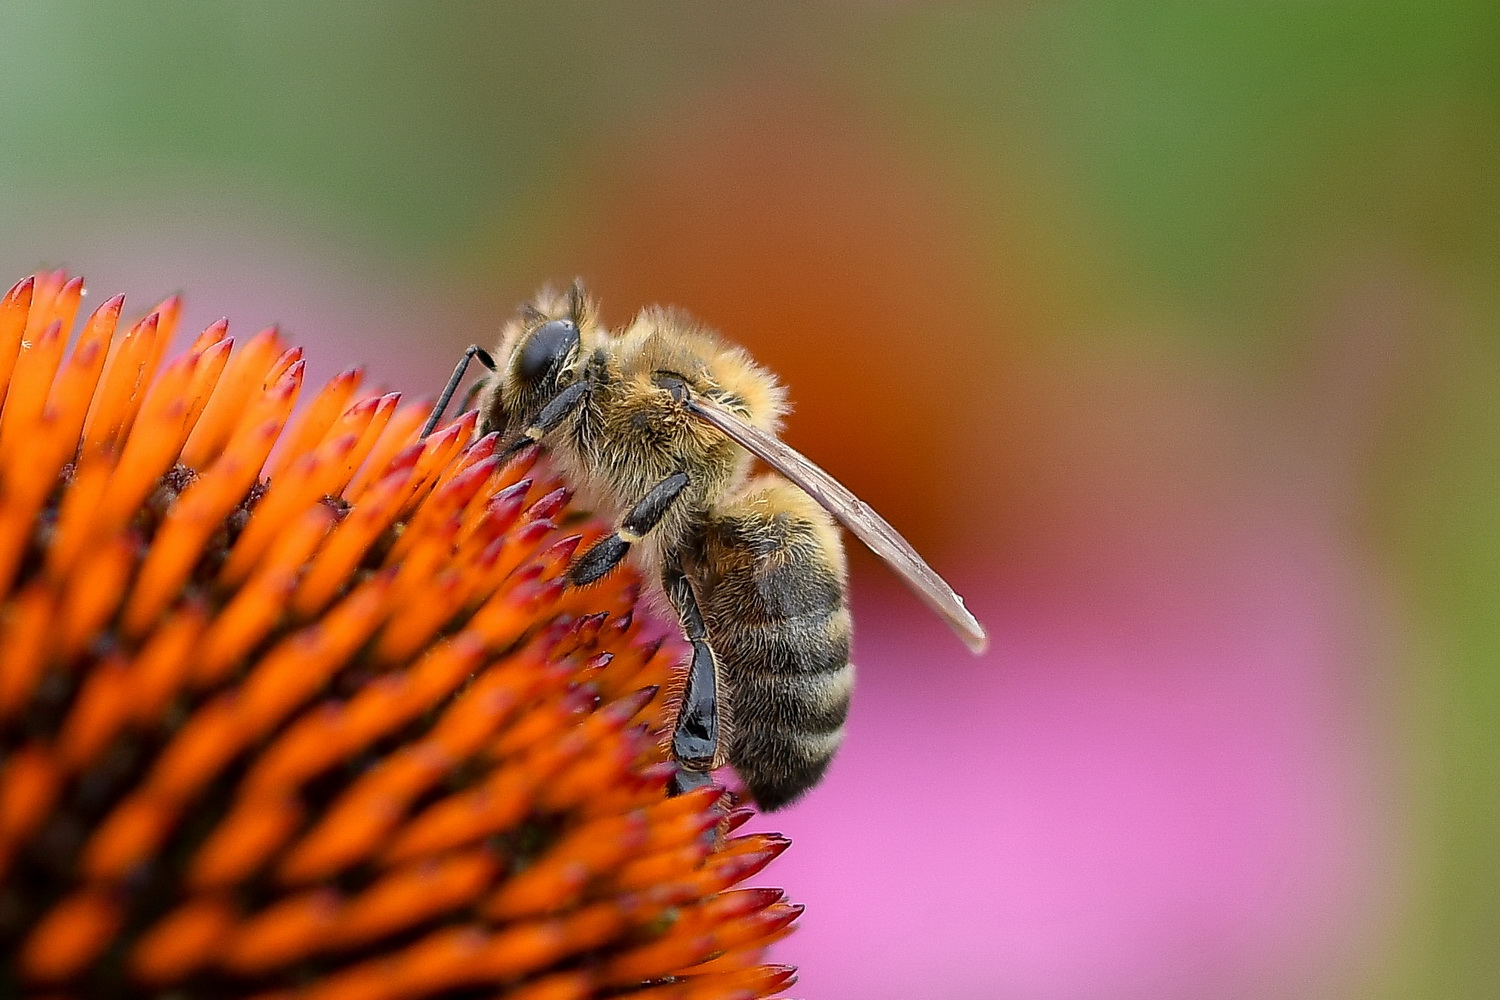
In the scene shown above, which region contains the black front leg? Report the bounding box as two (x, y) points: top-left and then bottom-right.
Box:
(662, 564), (722, 796)
(494, 380), (591, 463)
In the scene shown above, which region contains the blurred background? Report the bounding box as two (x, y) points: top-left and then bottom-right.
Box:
(2, 4), (1496, 997)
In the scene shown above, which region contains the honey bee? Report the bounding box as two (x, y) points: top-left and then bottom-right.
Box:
(425, 283), (986, 810)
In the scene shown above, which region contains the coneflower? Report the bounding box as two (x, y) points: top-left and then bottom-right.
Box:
(0, 272), (799, 1000)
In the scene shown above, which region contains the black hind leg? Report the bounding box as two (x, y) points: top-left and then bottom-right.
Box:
(661, 562), (723, 797)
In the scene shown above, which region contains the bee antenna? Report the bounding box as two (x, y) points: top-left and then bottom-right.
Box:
(421, 344), (496, 439)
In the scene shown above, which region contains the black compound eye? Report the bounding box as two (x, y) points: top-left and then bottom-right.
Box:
(516, 319), (579, 385)
(652, 371), (690, 403)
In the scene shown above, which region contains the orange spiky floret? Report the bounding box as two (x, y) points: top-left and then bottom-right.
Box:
(0, 274), (798, 999)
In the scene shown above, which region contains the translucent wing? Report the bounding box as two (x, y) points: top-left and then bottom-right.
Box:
(687, 396), (988, 654)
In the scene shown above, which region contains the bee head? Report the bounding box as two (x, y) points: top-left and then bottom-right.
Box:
(476, 281), (601, 440)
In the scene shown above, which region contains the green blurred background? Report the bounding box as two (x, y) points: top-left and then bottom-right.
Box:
(2, 4), (1497, 997)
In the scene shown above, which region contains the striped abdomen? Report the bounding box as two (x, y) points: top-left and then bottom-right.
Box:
(690, 479), (852, 811)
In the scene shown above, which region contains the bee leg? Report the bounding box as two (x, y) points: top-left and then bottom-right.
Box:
(495, 380), (591, 463)
(661, 564), (723, 796)
(420, 345), (497, 439)
(569, 472), (690, 585)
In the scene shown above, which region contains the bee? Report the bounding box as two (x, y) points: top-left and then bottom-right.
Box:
(424, 283), (986, 810)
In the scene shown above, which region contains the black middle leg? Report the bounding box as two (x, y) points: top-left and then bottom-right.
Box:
(569, 471), (690, 585)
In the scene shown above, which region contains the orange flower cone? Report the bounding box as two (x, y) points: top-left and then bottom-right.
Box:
(0, 272), (798, 999)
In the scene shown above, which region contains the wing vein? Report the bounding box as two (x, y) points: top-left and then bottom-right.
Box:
(688, 396), (987, 653)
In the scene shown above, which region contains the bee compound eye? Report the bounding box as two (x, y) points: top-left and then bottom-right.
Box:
(516, 319), (579, 385)
(652, 372), (690, 403)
